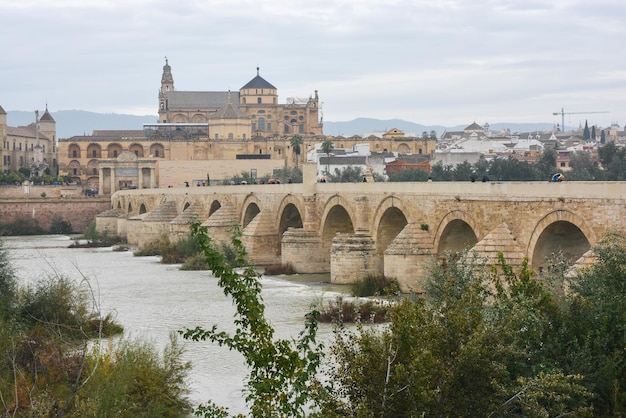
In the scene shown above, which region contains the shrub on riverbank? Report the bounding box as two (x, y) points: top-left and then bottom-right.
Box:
(318, 295), (389, 323)
(263, 262), (295, 275)
(0, 215), (75, 236)
(69, 222), (124, 247)
(351, 273), (400, 297)
(0, 217), (45, 235)
(136, 233), (246, 269)
(0, 238), (192, 417)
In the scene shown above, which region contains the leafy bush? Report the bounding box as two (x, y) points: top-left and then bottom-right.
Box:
(263, 263), (295, 275)
(77, 334), (192, 417)
(180, 252), (210, 270)
(72, 222), (124, 247)
(0, 237), (190, 417)
(49, 214), (72, 234)
(318, 295), (388, 323)
(351, 274), (399, 297)
(0, 217), (45, 236)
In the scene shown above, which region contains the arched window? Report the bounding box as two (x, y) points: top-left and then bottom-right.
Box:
(257, 97), (262, 104)
(258, 117), (266, 131)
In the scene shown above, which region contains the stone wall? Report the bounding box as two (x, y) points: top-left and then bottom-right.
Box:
(0, 198), (110, 233)
(157, 159), (286, 187)
(0, 184), (84, 199)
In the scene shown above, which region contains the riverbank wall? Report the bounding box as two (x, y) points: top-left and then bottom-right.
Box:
(0, 196), (110, 233)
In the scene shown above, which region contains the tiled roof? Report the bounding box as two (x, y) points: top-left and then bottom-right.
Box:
(320, 156), (367, 165)
(167, 91), (239, 109)
(465, 122), (484, 131)
(240, 70), (277, 90)
(210, 95), (248, 119)
(40, 109), (55, 122)
(93, 130), (144, 138)
(6, 125), (49, 140)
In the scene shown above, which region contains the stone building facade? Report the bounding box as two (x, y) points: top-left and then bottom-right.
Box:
(0, 105), (58, 176)
(56, 60), (437, 193)
(158, 58), (323, 137)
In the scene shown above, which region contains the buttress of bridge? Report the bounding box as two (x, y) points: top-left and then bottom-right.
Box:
(470, 222), (525, 267)
(170, 202), (204, 225)
(385, 223), (433, 255)
(143, 201), (179, 223)
(565, 248), (596, 278)
(202, 203), (238, 228)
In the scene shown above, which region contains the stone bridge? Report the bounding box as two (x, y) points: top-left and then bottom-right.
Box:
(97, 164), (626, 292)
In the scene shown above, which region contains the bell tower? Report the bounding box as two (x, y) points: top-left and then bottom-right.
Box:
(159, 57), (174, 122)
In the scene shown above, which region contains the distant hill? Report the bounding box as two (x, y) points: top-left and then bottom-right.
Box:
(5, 110), (555, 139)
(323, 118), (555, 137)
(6, 110), (157, 139)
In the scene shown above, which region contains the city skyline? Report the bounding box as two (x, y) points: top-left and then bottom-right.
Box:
(1, 0), (624, 128)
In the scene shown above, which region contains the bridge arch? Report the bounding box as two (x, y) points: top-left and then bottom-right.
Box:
(208, 199), (222, 217)
(434, 210), (479, 255)
(320, 195), (356, 240)
(241, 195), (262, 229)
(372, 196), (410, 255)
(320, 195), (356, 268)
(276, 195), (304, 236)
(527, 210), (596, 272)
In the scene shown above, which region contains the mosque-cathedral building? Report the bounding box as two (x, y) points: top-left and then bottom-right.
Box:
(51, 59), (435, 193)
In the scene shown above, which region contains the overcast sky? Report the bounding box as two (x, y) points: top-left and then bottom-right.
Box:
(1, 0), (624, 129)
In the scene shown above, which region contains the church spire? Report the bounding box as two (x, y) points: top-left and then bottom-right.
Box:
(161, 56), (174, 93)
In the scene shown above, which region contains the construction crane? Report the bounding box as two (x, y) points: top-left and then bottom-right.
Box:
(553, 107), (609, 132)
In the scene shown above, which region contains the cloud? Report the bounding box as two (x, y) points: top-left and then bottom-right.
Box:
(1, 0), (624, 128)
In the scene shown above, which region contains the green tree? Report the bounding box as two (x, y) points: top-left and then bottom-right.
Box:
(429, 160), (455, 181)
(180, 224), (327, 417)
(387, 167), (429, 182)
(566, 151), (601, 180)
(565, 232), (626, 414)
(429, 130), (437, 140)
(328, 166), (364, 183)
(598, 142), (626, 180)
(321, 139), (334, 175)
(322, 250), (596, 417)
(600, 129), (606, 144)
(452, 160), (474, 181)
(271, 166), (302, 183)
(534, 147), (557, 180)
(290, 134), (304, 169)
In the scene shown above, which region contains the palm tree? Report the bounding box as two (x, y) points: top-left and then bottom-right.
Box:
(290, 134), (303, 169)
(321, 139), (334, 176)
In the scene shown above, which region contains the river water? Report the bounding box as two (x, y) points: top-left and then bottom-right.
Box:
(4, 235), (346, 415)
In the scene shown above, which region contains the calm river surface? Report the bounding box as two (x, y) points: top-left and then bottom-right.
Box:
(4, 235), (346, 415)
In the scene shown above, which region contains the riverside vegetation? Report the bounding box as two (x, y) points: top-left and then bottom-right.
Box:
(0, 238), (192, 416)
(4, 221), (626, 416)
(180, 222), (626, 417)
